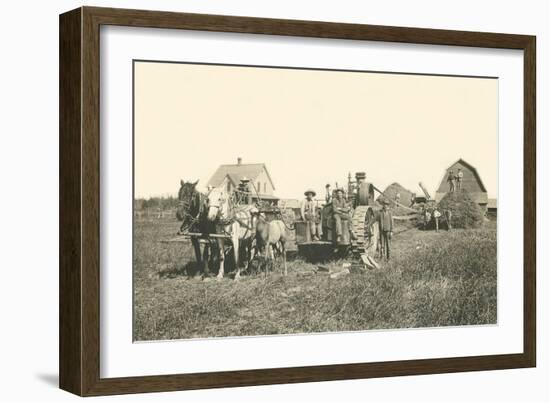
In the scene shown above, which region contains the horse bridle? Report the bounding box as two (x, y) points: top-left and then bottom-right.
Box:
(208, 192), (234, 225)
(209, 192), (256, 231)
(178, 187), (204, 230)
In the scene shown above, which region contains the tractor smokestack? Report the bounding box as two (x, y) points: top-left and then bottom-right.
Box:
(237, 157), (242, 165)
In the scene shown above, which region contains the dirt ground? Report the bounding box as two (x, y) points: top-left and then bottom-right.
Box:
(133, 217), (497, 341)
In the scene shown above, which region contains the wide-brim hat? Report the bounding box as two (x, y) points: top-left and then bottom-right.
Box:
(304, 189), (316, 196)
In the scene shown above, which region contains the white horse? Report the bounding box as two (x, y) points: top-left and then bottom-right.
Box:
(254, 215), (288, 276)
(206, 185), (257, 280)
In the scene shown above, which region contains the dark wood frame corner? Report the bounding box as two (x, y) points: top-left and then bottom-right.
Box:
(59, 6), (536, 396)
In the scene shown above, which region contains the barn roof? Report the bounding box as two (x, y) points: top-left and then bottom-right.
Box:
(438, 158), (487, 193)
(207, 162), (275, 190)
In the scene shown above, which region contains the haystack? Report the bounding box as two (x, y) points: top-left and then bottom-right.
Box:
(437, 189), (484, 229)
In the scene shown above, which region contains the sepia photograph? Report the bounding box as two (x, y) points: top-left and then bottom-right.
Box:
(132, 60), (498, 342)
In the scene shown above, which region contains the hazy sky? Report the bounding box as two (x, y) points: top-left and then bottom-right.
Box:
(134, 61), (498, 199)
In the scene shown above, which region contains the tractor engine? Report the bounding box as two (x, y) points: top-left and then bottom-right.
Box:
(348, 172), (376, 208)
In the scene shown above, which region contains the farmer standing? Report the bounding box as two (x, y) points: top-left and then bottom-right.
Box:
(325, 184), (332, 204)
(300, 189), (320, 241)
(447, 170), (455, 193)
(378, 200), (393, 260)
(444, 209), (453, 230)
(433, 206), (441, 232)
(422, 205), (431, 230)
(332, 188), (351, 243)
(456, 168), (464, 191)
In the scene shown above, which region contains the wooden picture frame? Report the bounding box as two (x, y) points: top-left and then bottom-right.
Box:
(59, 6), (536, 396)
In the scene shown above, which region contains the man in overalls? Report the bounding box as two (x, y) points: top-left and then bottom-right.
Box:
(447, 170), (456, 193)
(332, 188), (351, 243)
(433, 206), (441, 232)
(379, 200), (393, 260)
(456, 168), (464, 191)
(422, 205), (431, 230)
(300, 189), (320, 241)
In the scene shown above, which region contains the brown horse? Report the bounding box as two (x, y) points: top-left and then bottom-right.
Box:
(176, 180), (215, 276)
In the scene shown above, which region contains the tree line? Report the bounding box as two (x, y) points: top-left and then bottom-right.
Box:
(134, 196), (179, 210)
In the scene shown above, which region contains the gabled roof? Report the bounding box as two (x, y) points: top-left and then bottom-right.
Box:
(207, 163), (275, 190)
(438, 158), (487, 193)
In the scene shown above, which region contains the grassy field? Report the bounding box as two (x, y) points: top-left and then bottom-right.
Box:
(133, 218), (497, 341)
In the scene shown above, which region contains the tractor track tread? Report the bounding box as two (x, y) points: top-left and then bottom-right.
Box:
(350, 205), (372, 256)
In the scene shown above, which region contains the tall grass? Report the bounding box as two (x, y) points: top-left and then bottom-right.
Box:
(323, 230), (497, 330)
(134, 220), (497, 341)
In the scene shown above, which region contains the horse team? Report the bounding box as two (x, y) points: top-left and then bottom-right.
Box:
(176, 180), (287, 280)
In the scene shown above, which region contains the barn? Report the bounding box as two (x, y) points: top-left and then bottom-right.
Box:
(487, 198), (497, 218)
(435, 158), (489, 212)
(207, 157), (278, 203)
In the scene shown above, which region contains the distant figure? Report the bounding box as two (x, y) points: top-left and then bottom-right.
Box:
(332, 188), (351, 243)
(325, 184), (332, 204)
(395, 192), (401, 206)
(378, 200), (393, 260)
(433, 207), (441, 232)
(447, 170), (456, 193)
(456, 168), (464, 190)
(300, 189), (321, 241)
(444, 209), (453, 230)
(422, 204), (432, 231)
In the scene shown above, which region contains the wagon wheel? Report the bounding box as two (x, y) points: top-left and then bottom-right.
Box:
(350, 205), (379, 257)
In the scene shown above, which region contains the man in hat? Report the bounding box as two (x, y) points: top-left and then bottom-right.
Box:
(237, 176), (251, 204)
(422, 204), (431, 230)
(332, 188), (351, 243)
(378, 200), (393, 260)
(447, 170), (455, 193)
(433, 206), (441, 232)
(301, 189), (320, 241)
(456, 168), (464, 191)
(444, 208), (453, 231)
(325, 184), (332, 204)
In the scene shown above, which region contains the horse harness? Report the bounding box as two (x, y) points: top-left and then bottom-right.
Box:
(207, 192), (256, 238)
(178, 189), (206, 232)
